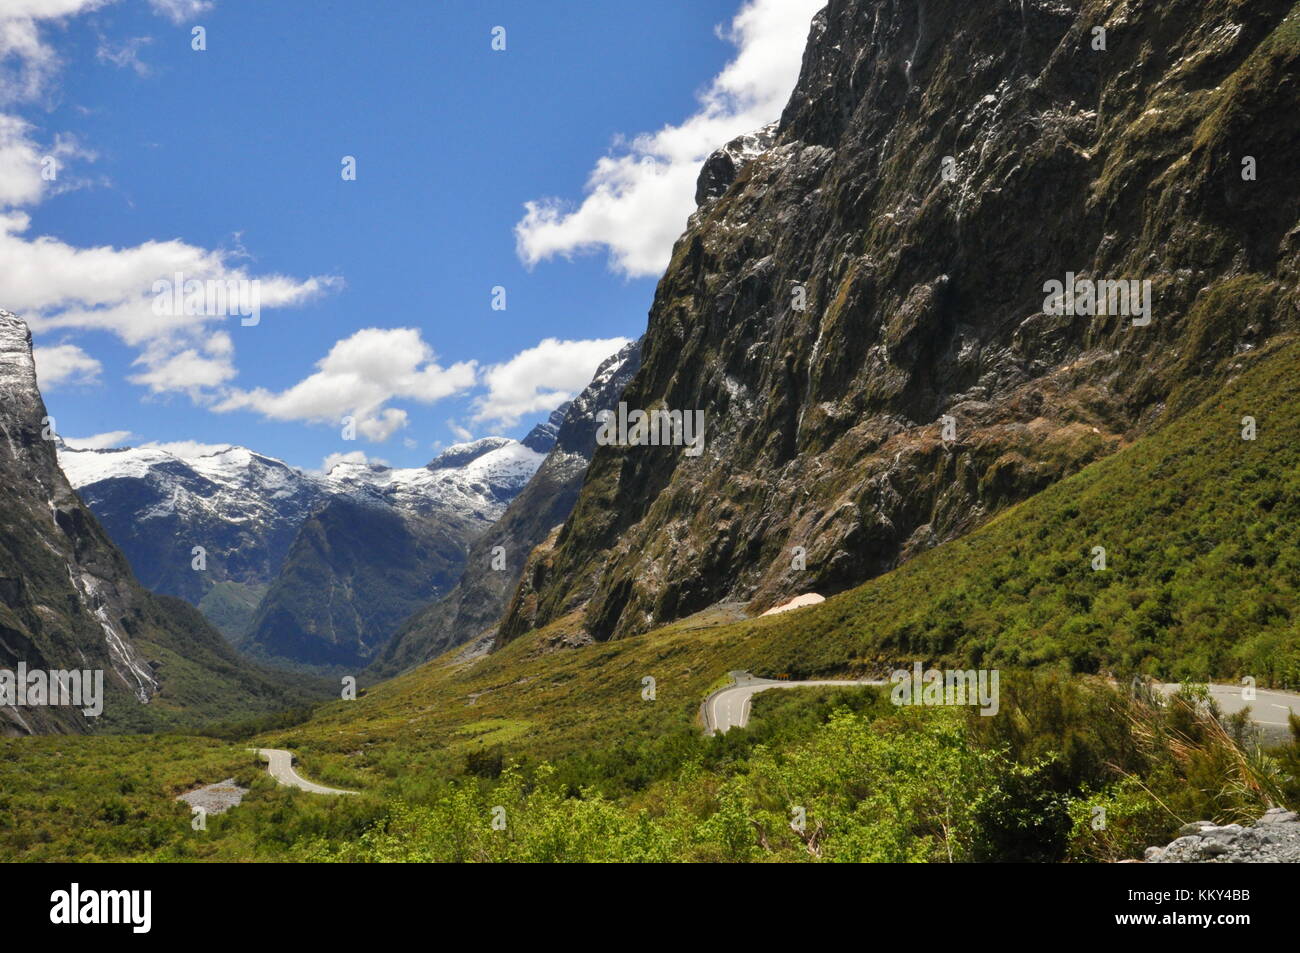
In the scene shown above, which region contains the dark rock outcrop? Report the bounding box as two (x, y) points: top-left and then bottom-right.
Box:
(0, 310), (289, 733)
(498, 0), (1300, 645)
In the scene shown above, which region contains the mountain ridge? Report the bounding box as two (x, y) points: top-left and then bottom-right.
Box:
(497, 0), (1300, 647)
(371, 339), (641, 676)
(61, 427), (553, 646)
(0, 310), (296, 734)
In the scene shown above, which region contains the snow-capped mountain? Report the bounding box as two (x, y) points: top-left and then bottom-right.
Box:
(324, 437), (544, 515)
(59, 431), (550, 648)
(0, 311), (291, 734)
(373, 339), (641, 675)
(242, 435), (548, 668)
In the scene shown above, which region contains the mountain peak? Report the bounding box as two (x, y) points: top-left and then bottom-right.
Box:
(521, 403), (569, 454)
(0, 309), (38, 392)
(426, 437), (515, 471)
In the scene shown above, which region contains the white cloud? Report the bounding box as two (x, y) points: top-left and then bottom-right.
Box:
(320, 449), (387, 475)
(139, 439), (231, 458)
(128, 341), (235, 395)
(0, 0), (113, 104)
(0, 1), (212, 103)
(0, 0), (335, 408)
(96, 34), (152, 76)
(445, 421), (471, 442)
(473, 336), (630, 428)
(61, 429), (132, 449)
(32, 341), (101, 387)
(146, 0), (213, 25)
(2, 207), (338, 344)
(0, 115), (93, 207)
(0, 206), (339, 396)
(216, 327), (478, 442)
(515, 0), (823, 277)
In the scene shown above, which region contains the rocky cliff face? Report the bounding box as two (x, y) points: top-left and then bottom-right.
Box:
(372, 340), (641, 675)
(498, 0), (1300, 645)
(0, 311), (287, 734)
(243, 437), (550, 668)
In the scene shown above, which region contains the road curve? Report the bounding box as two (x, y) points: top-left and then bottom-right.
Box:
(702, 671), (886, 735)
(1156, 683), (1300, 738)
(701, 675), (1300, 738)
(253, 748), (357, 795)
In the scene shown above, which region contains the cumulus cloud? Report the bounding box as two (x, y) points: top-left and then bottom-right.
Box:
(128, 341), (236, 395)
(515, 0), (823, 277)
(0, 205), (339, 396)
(0, 0), (114, 104)
(320, 449), (387, 475)
(33, 341), (101, 387)
(0, 0), (335, 407)
(472, 336), (631, 428)
(215, 327), (478, 442)
(60, 429), (132, 449)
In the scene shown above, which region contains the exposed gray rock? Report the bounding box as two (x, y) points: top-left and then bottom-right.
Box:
(0, 309), (289, 734)
(176, 779), (248, 816)
(498, 0), (1300, 648)
(1145, 810), (1300, 863)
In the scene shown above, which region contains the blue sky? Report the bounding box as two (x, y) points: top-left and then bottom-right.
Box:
(1, 0), (821, 471)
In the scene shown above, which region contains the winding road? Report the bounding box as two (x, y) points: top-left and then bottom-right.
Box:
(702, 671), (886, 735)
(1157, 683), (1300, 739)
(701, 673), (1300, 738)
(253, 748), (357, 795)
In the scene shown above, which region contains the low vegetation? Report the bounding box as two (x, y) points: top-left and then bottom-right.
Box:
(4, 338), (1299, 861)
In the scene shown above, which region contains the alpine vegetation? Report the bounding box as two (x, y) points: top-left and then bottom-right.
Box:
(889, 664), (1000, 717)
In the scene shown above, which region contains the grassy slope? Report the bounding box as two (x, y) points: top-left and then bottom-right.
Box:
(738, 335), (1300, 685)
(255, 335), (1300, 791)
(3, 336), (1298, 859)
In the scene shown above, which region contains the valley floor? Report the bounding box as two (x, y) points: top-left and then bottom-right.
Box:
(5, 337), (1300, 862)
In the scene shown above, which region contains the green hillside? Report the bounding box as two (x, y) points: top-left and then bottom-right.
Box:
(272, 335), (1300, 771)
(4, 337), (1299, 861)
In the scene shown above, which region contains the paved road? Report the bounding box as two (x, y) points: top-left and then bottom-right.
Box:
(702, 675), (1300, 738)
(1157, 683), (1300, 733)
(253, 748), (356, 795)
(702, 671), (886, 735)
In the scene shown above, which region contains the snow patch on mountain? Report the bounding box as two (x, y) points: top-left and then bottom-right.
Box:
(61, 436), (547, 526)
